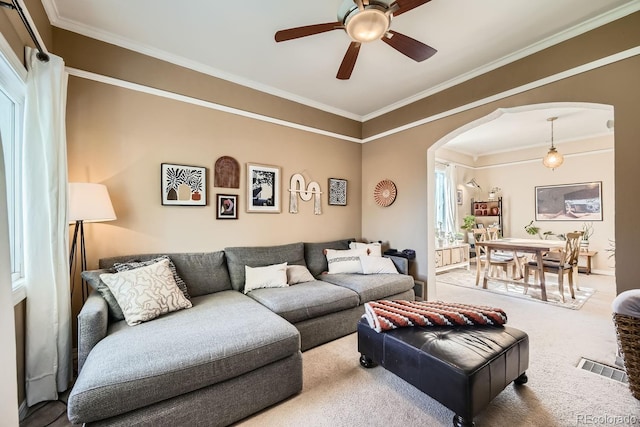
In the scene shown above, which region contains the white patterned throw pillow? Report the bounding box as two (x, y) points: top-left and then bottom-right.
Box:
(100, 258), (192, 326)
(325, 248), (368, 274)
(349, 241), (382, 257)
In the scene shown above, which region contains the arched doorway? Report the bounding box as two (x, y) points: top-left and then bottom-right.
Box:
(426, 102), (615, 299)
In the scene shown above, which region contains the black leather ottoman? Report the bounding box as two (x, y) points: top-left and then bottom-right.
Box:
(357, 318), (529, 427)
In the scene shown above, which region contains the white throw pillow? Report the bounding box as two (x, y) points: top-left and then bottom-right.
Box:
(100, 258), (192, 326)
(360, 256), (399, 275)
(325, 248), (368, 274)
(349, 241), (382, 257)
(287, 265), (315, 284)
(244, 262), (288, 294)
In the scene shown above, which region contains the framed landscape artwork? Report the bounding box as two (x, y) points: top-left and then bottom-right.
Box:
(216, 194), (238, 219)
(535, 181), (602, 221)
(328, 178), (347, 206)
(161, 163), (206, 206)
(247, 163), (281, 213)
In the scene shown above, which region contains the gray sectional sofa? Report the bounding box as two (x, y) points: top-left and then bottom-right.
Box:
(67, 239), (415, 426)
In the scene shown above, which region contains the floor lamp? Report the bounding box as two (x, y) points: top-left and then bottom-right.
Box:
(69, 183), (116, 302)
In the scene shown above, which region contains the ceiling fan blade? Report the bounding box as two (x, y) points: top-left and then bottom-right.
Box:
(381, 30), (436, 62)
(275, 22), (343, 42)
(337, 42), (361, 80)
(390, 0), (432, 16)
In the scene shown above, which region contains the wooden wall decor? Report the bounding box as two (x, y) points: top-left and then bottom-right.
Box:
(374, 179), (397, 207)
(289, 173), (322, 215)
(214, 156), (240, 188)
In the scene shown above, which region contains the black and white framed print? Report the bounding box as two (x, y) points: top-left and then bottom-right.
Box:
(328, 178), (347, 206)
(247, 163), (281, 213)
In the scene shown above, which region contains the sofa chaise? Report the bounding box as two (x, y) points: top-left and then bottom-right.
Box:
(67, 239), (415, 426)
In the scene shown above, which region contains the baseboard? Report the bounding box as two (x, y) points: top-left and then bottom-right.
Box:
(19, 399), (28, 421)
(590, 269), (615, 276)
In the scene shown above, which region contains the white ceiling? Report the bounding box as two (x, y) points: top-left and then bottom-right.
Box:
(445, 105), (614, 158)
(41, 0), (632, 153)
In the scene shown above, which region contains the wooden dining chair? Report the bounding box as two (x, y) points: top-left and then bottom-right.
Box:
(487, 226), (527, 280)
(523, 232), (583, 302)
(473, 228), (519, 286)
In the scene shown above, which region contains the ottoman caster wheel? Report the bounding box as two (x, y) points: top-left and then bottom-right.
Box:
(514, 372), (528, 385)
(453, 414), (475, 427)
(359, 354), (377, 368)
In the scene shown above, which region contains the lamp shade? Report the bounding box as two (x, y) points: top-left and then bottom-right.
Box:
(69, 183), (116, 223)
(346, 8), (389, 42)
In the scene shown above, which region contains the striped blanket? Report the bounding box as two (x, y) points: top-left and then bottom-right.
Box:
(363, 300), (507, 333)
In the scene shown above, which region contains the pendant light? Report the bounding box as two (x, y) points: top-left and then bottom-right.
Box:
(543, 116), (564, 170)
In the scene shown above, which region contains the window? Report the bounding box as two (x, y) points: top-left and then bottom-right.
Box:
(434, 163), (457, 241)
(0, 47), (26, 286)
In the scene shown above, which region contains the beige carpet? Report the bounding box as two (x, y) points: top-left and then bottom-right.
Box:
(237, 273), (639, 427)
(436, 266), (594, 310)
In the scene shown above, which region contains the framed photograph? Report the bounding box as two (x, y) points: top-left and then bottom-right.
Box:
(535, 181), (602, 221)
(456, 189), (463, 205)
(328, 178), (347, 206)
(216, 194), (238, 219)
(161, 163), (206, 206)
(247, 163), (281, 213)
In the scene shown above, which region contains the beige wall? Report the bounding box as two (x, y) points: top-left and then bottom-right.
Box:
(53, 28), (361, 140)
(66, 77), (363, 263)
(362, 55), (639, 294)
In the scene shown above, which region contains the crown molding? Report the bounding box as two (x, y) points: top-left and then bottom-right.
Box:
(41, 0), (640, 122)
(41, 2), (362, 122)
(362, 1), (640, 121)
(65, 67), (362, 144)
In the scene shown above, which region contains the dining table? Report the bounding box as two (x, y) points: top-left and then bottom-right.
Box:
(476, 238), (565, 301)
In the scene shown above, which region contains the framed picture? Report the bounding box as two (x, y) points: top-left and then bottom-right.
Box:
(216, 194), (238, 219)
(535, 181), (602, 221)
(161, 163), (206, 206)
(247, 163), (281, 213)
(456, 189), (463, 205)
(328, 178), (347, 206)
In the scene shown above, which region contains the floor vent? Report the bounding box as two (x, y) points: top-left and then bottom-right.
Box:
(577, 358), (628, 384)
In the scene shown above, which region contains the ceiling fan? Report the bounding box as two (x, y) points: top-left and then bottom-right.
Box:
(274, 0), (436, 80)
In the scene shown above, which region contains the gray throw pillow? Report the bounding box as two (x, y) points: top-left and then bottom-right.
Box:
(81, 268), (125, 320)
(112, 255), (191, 300)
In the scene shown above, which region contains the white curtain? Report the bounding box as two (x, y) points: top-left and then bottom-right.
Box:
(445, 164), (459, 234)
(22, 48), (71, 406)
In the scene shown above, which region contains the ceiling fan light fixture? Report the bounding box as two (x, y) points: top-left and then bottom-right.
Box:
(345, 7), (390, 43)
(542, 116), (564, 170)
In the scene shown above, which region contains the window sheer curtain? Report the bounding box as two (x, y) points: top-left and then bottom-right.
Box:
(0, 133), (19, 424)
(434, 163), (458, 238)
(22, 48), (71, 406)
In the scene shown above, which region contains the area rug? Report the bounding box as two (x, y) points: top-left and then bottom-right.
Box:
(436, 267), (595, 310)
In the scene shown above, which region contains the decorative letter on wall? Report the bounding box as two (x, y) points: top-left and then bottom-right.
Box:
(289, 174), (322, 215)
